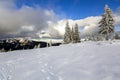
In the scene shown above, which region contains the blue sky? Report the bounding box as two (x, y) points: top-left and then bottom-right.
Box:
(0, 0), (120, 38)
(15, 0), (120, 19)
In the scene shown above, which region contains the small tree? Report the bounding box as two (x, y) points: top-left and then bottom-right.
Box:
(73, 24), (80, 43)
(114, 33), (120, 39)
(97, 34), (103, 41)
(71, 27), (75, 43)
(64, 22), (72, 43)
(64, 23), (80, 44)
(98, 5), (114, 40)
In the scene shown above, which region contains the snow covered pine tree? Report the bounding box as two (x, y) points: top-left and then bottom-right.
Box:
(73, 24), (80, 43)
(71, 27), (75, 43)
(64, 22), (72, 44)
(98, 5), (114, 40)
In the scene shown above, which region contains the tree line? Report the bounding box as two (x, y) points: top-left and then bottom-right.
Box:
(64, 22), (80, 43)
(63, 5), (115, 44)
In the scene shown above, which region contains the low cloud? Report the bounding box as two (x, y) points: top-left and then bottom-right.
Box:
(49, 16), (101, 38)
(0, 0), (120, 39)
(0, 0), (57, 39)
(50, 9), (120, 38)
(114, 7), (120, 26)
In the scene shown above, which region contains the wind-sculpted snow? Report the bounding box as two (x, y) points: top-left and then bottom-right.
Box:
(0, 40), (120, 80)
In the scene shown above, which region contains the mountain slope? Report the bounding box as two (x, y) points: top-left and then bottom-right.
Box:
(0, 41), (120, 80)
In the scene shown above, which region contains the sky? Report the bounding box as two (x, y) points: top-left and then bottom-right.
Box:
(15, 0), (120, 19)
(0, 0), (120, 39)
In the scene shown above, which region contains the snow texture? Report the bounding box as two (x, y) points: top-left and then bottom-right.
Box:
(0, 40), (120, 80)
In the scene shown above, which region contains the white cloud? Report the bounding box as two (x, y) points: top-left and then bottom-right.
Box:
(0, 0), (120, 39)
(49, 12), (120, 38)
(114, 7), (120, 26)
(21, 25), (35, 31)
(48, 16), (101, 38)
(0, 0), (57, 38)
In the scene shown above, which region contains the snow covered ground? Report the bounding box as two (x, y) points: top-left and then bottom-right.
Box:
(0, 40), (120, 80)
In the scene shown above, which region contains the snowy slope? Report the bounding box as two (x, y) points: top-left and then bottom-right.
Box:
(0, 41), (120, 80)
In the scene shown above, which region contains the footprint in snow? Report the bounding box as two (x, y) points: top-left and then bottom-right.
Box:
(0, 71), (5, 80)
(7, 75), (12, 80)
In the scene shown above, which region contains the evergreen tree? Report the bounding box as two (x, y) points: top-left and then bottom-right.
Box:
(98, 5), (114, 40)
(64, 22), (72, 43)
(74, 24), (80, 43)
(71, 27), (75, 43)
(114, 33), (120, 39)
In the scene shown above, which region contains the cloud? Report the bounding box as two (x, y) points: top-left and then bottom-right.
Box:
(0, 0), (120, 39)
(48, 16), (101, 38)
(114, 7), (120, 26)
(0, 0), (57, 38)
(0, 0), (102, 39)
(49, 9), (120, 38)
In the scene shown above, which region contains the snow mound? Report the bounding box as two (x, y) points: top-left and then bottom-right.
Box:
(0, 41), (120, 80)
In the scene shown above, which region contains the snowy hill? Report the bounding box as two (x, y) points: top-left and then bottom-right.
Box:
(0, 41), (120, 80)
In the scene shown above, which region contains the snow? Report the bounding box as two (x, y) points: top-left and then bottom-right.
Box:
(0, 40), (120, 80)
(29, 38), (63, 43)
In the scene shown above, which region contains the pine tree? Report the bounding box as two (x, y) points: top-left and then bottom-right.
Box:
(114, 33), (120, 39)
(74, 24), (80, 43)
(98, 5), (114, 40)
(71, 27), (75, 43)
(64, 22), (72, 44)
